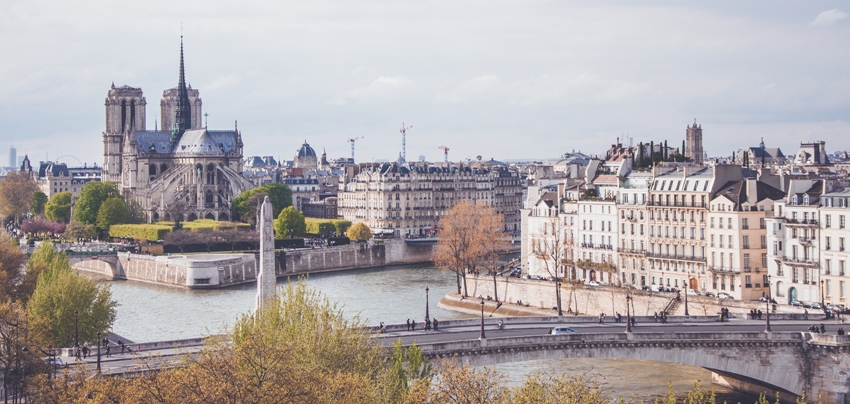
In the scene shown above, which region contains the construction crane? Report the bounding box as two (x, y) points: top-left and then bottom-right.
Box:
(399, 123), (412, 161)
(348, 136), (364, 163)
(438, 146), (449, 162)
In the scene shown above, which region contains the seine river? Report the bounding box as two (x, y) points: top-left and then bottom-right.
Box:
(105, 264), (758, 403)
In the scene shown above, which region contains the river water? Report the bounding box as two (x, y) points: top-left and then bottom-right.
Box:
(104, 264), (759, 403)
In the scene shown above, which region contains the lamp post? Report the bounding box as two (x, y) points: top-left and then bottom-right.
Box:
(765, 275), (772, 333)
(74, 309), (79, 348)
(684, 283), (690, 317)
(96, 331), (102, 374)
(626, 294), (633, 333)
(479, 299), (486, 340)
(821, 280), (827, 317)
(424, 287), (430, 326)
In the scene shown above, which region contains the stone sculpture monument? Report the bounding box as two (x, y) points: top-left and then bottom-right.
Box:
(255, 196), (276, 312)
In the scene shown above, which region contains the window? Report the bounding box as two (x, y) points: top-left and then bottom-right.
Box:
(745, 275), (752, 288)
(827, 280), (832, 296)
(760, 218), (766, 229)
(841, 237), (846, 252)
(728, 218), (733, 229)
(742, 218), (749, 229)
(826, 215), (832, 228)
(743, 236), (749, 249)
(827, 237), (832, 250)
(761, 235), (767, 249)
(841, 281), (846, 298)
(841, 261), (846, 277)
(711, 217), (715, 228)
(826, 259), (832, 275)
(762, 253), (768, 268)
(841, 215), (846, 229)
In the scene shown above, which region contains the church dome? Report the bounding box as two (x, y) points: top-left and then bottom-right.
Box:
(297, 141), (316, 158)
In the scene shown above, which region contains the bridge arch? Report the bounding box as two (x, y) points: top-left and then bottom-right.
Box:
(68, 254), (123, 279)
(419, 333), (808, 398)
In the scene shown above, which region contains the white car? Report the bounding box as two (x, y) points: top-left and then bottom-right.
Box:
(550, 327), (579, 335)
(717, 292), (733, 300)
(686, 289), (698, 296)
(586, 281), (600, 287)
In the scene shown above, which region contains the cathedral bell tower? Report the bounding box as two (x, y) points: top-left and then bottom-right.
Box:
(685, 119), (704, 165)
(103, 83), (146, 183)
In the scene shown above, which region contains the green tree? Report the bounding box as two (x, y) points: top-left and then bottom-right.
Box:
(0, 234), (27, 301)
(27, 246), (117, 347)
(74, 182), (120, 225)
(232, 183), (293, 223)
(95, 196), (131, 232)
(0, 171), (39, 224)
(44, 191), (72, 223)
(274, 206), (306, 238)
(346, 222), (373, 241)
(63, 221), (97, 241)
(317, 222), (336, 236)
(31, 191), (48, 216)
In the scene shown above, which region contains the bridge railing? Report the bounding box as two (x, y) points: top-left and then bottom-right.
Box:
(371, 314), (720, 333)
(415, 331), (805, 354)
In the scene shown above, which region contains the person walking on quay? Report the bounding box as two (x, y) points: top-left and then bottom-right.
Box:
(411, 320), (416, 331)
(120, 340), (125, 354)
(425, 317), (431, 331)
(433, 318), (439, 331)
(82, 346), (88, 359)
(757, 309), (763, 320)
(406, 319), (411, 331)
(821, 323), (826, 334)
(106, 344), (111, 358)
(804, 309), (809, 320)
(654, 312), (658, 323)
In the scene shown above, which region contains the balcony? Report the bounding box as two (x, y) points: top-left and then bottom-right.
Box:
(786, 218), (819, 228)
(617, 248), (646, 256)
(709, 267), (741, 275)
(645, 251), (707, 263)
(781, 257), (819, 268)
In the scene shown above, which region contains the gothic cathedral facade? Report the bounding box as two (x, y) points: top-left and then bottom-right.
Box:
(102, 39), (253, 223)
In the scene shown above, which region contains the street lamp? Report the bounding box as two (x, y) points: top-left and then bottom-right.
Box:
(96, 331), (102, 374)
(74, 309), (79, 348)
(626, 294), (633, 333)
(479, 299), (486, 340)
(765, 275), (772, 333)
(424, 287), (430, 326)
(821, 280), (828, 317)
(684, 283), (690, 317)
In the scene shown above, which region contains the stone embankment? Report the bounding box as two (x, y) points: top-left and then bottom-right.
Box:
(438, 276), (811, 318)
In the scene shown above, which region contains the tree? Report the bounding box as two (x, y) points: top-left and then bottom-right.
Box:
(428, 357), (508, 403)
(31, 191), (47, 216)
(164, 230), (203, 253)
(433, 200), (503, 297)
(44, 191), (72, 223)
(126, 199), (145, 224)
(346, 222), (373, 242)
(0, 172), (39, 224)
(232, 183), (293, 223)
(531, 216), (573, 315)
(0, 301), (46, 402)
(0, 234), (27, 302)
(95, 196), (131, 232)
(274, 206), (306, 239)
(477, 211), (507, 303)
(27, 244), (117, 347)
(63, 221), (97, 241)
(74, 182), (120, 225)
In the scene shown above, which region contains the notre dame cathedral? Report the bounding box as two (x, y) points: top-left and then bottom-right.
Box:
(102, 39), (253, 223)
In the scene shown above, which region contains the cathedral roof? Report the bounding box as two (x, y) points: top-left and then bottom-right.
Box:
(134, 129), (240, 155)
(297, 141), (316, 158)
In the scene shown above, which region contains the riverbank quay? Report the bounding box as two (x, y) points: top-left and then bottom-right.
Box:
(70, 238), (449, 288)
(439, 276), (812, 319)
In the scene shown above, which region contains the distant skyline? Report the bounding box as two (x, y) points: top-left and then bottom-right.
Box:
(1, 1), (848, 166)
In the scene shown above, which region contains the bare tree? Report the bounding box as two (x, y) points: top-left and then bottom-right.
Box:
(164, 230), (202, 253)
(0, 172), (39, 225)
(478, 210), (508, 303)
(433, 200), (504, 297)
(530, 216), (575, 316)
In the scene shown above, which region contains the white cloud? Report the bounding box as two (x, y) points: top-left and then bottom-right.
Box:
(339, 76), (413, 102)
(811, 9), (847, 27)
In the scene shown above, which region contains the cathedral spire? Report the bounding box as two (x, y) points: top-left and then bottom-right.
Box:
(173, 36), (192, 139)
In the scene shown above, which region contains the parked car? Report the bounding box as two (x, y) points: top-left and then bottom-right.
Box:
(717, 292), (733, 300)
(802, 302), (812, 309)
(686, 289), (698, 296)
(650, 285), (662, 292)
(586, 281), (600, 287)
(811, 302), (822, 310)
(791, 300), (803, 307)
(45, 357), (65, 368)
(550, 327), (579, 335)
(758, 296), (768, 303)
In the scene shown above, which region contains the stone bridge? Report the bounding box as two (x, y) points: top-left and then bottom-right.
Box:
(413, 331), (850, 402)
(69, 253), (125, 279)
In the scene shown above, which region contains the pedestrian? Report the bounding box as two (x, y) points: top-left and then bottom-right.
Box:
(839, 328), (845, 335)
(82, 346), (88, 359)
(804, 309), (809, 320)
(821, 323), (826, 334)
(654, 312), (658, 323)
(120, 340), (125, 354)
(411, 320), (416, 331)
(379, 322), (385, 334)
(433, 318), (439, 331)
(757, 309), (762, 320)
(75, 348), (81, 360)
(106, 344), (111, 357)
(406, 319), (411, 331)
(425, 317), (431, 331)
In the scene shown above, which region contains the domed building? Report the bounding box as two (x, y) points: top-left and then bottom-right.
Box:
(294, 141), (317, 170)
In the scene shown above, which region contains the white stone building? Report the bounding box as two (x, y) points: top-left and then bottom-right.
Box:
(820, 186), (850, 307)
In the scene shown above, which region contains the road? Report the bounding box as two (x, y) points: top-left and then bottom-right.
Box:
(65, 317), (840, 375)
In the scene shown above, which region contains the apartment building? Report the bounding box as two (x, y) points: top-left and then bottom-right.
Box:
(706, 179), (784, 300)
(819, 187), (850, 307)
(766, 180), (823, 305)
(338, 161), (523, 237)
(617, 171), (651, 287)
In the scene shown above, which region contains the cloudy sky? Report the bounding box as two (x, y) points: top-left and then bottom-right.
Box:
(0, 1), (847, 166)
